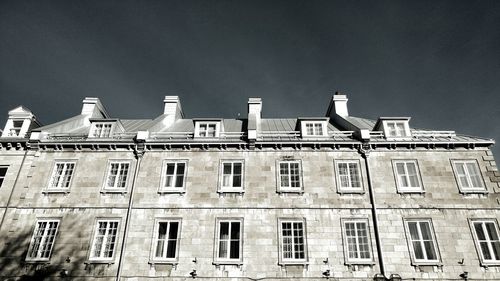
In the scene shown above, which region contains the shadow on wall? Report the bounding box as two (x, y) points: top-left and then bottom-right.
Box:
(0, 216), (90, 281)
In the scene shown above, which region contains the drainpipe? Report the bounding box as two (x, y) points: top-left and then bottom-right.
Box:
(360, 146), (386, 278)
(0, 143), (29, 232)
(115, 140), (145, 281)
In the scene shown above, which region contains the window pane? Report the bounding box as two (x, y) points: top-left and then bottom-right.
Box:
(419, 222), (432, 240)
(168, 222), (179, 240)
(408, 222), (419, 240)
(230, 241), (240, 259)
(413, 241), (424, 259)
(475, 223), (486, 240)
(424, 241), (437, 260)
(220, 222), (229, 239)
(0, 167), (7, 177)
(492, 241), (500, 260)
(486, 223), (499, 240)
(481, 242), (492, 260)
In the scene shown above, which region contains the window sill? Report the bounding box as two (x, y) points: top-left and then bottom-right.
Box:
(344, 260), (375, 266)
(277, 190), (304, 194)
(397, 190), (426, 195)
(337, 190), (366, 195)
(24, 260), (51, 264)
(100, 190), (127, 195)
(148, 260), (179, 265)
(411, 261), (442, 267)
(278, 261), (309, 266)
(217, 190), (245, 194)
(158, 190), (186, 194)
(460, 190), (488, 195)
(480, 261), (500, 267)
(42, 189), (70, 194)
(213, 261), (243, 266)
(84, 260), (115, 265)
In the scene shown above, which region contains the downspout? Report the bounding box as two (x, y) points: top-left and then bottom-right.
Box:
(0, 143), (29, 232)
(360, 145), (386, 278)
(116, 140), (145, 281)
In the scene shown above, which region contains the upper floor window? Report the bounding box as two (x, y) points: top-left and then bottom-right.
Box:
(195, 121), (221, 138)
(380, 119), (411, 139)
(0, 166), (7, 188)
(471, 220), (500, 265)
(152, 219), (181, 263)
(278, 160), (302, 192)
(215, 218), (243, 264)
(26, 219), (60, 261)
(160, 160), (187, 193)
(404, 219), (440, 264)
(219, 160), (244, 192)
(48, 161), (76, 190)
(452, 160), (485, 192)
(335, 160), (362, 193)
(279, 218), (307, 264)
(301, 121), (327, 137)
(104, 161), (130, 191)
(91, 123), (113, 138)
(393, 160), (423, 193)
(89, 219), (119, 261)
(10, 120), (24, 137)
(342, 219), (373, 264)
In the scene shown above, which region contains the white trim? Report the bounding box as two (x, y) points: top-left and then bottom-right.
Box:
(335, 160), (363, 193)
(218, 160), (245, 193)
(383, 120), (411, 139)
(469, 219), (500, 265)
(341, 218), (374, 264)
(278, 218), (308, 264)
(451, 160), (486, 193)
(301, 121), (328, 138)
(194, 121), (221, 138)
(150, 218), (182, 263)
(89, 122), (114, 138)
(214, 218), (244, 264)
(103, 160), (131, 191)
(89, 219), (120, 261)
(25, 219), (60, 261)
(277, 160), (303, 193)
(403, 218), (441, 265)
(47, 160), (77, 191)
(392, 160), (424, 193)
(159, 160), (188, 193)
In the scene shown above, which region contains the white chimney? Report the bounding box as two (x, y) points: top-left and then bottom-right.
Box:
(330, 92), (349, 117)
(81, 97), (108, 118)
(247, 98), (262, 140)
(248, 98), (262, 121)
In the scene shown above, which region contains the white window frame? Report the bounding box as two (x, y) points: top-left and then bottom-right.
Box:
(214, 218), (244, 265)
(451, 160), (486, 193)
(335, 160), (363, 193)
(278, 218), (308, 265)
(470, 219), (500, 266)
(194, 122), (221, 138)
(0, 166), (8, 188)
(301, 121), (327, 137)
(403, 218), (441, 265)
(102, 160), (131, 192)
(159, 160), (188, 193)
(383, 120), (410, 138)
(89, 122), (114, 138)
(218, 160), (244, 193)
(26, 219), (60, 262)
(341, 218), (374, 264)
(47, 160), (77, 191)
(89, 219), (120, 262)
(392, 160), (424, 193)
(277, 160), (303, 193)
(150, 218), (182, 264)
(10, 119), (25, 137)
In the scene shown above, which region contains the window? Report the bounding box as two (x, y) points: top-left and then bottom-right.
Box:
(452, 160), (485, 192)
(404, 219), (440, 264)
(10, 120), (24, 137)
(104, 161), (130, 190)
(91, 123), (113, 138)
(48, 161), (76, 190)
(152, 220), (181, 262)
(195, 122), (220, 138)
(219, 161), (244, 192)
(89, 219), (119, 261)
(160, 160), (187, 192)
(393, 160), (423, 192)
(279, 219), (307, 263)
(301, 121), (326, 137)
(26, 219), (60, 261)
(384, 121), (409, 138)
(471, 220), (500, 265)
(336, 160), (362, 192)
(0, 166), (7, 188)
(342, 219), (372, 263)
(215, 219), (243, 264)
(278, 160), (302, 192)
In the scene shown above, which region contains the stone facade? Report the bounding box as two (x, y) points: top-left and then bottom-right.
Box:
(0, 95), (498, 281)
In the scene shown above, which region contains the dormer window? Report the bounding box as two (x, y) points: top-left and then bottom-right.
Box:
(9, 120), (24, 137)
(299, 119), (328, 138)
(194, 121), (221, 138)
(376, 118), (411, 139)
(386, 121), (407, 137)
(90, 122), (113, 138)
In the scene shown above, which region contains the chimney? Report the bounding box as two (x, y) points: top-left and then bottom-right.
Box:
(81, 97), (109, 118)
(247, 98), (262, 141)
(161, 96), (184, 127)
(327, 92), (349, 118)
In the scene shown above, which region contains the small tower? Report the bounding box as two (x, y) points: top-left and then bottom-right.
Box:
(1, 106), (41, 138)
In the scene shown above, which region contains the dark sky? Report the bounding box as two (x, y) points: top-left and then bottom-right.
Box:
(1, 0), (499, 157)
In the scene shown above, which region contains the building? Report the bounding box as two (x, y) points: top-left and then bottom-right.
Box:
(0, 94), (499, 281)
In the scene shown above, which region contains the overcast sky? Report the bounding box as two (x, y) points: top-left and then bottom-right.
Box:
(1, 0), (499, 157)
